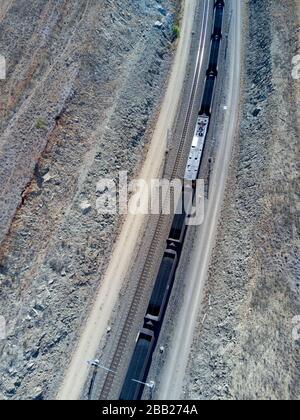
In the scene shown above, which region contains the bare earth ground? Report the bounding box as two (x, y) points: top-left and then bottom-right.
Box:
(0, 0), (180, 400)
(185, 0), (300, 400)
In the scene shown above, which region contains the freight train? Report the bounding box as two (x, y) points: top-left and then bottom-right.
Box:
(119, 0), (225, 401)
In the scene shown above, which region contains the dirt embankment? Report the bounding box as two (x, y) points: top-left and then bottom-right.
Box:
(186, 0), (300, 400)
(0, 0), (179, 400)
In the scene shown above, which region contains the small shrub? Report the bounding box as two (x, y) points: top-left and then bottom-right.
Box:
(172, 24), (180, 41)
(35, 118), (47, 130)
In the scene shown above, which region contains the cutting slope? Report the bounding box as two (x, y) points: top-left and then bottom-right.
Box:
(0, 0), (179, 400)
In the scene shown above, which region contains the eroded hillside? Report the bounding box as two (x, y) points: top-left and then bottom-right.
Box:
(0, 0), (179, 400)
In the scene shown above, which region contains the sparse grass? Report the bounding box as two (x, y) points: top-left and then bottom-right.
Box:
(172, 24), (180, 40)
(172, 0), (183, 43)
(35, 118), (47, 130)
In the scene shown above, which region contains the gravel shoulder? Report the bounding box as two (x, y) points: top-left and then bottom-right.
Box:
(185, 0), (300, 401)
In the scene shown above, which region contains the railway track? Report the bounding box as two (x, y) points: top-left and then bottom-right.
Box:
(98, 0), (211, 400)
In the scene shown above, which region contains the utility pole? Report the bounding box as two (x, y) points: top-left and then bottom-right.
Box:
(87, 360), (116, 400)
(207, 157), (212, 198)
(131, 379), (155, 400)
